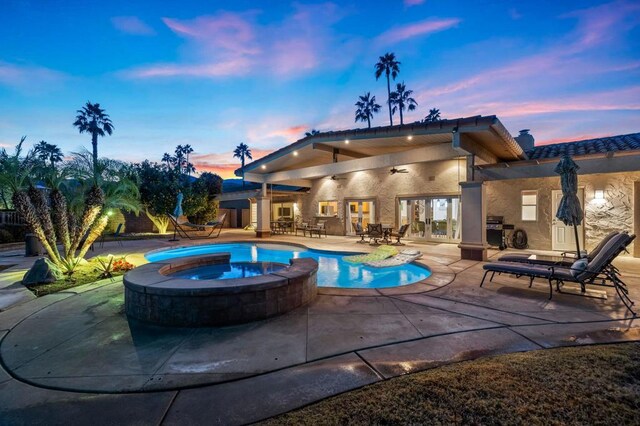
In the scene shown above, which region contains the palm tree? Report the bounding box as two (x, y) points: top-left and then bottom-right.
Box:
(389, 82), (418, 125)
(374, 52), (401, 126)
(354, 92), (381, 128)
(72, 102), (114, 176)
(305, 129), (320, 137)
(33, 141), (64, 168)
(161, 153), (173, 169)
(233, 143), (252, 189)
(183, 144), (194, 176)
(424, 108), (442, 122)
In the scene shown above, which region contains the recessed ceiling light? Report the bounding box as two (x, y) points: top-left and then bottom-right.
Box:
(345, 139), (349, 144)
(407, 135), (413, 140)
(293, 151), (298, 156)
(261, 165), (266, 170)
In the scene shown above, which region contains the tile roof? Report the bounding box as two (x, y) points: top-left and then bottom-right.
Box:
(527, 133), (640, 160)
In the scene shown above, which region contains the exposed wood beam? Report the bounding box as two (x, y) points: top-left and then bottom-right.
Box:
(312, 143), (370, 159)
(261, 143), (459, 183)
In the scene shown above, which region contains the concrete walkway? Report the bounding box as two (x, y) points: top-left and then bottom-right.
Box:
(0, 231), (638, 424)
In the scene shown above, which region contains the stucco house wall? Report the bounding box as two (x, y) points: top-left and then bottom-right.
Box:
(486, 170), (640, 255)
(302, 159), (466, 235)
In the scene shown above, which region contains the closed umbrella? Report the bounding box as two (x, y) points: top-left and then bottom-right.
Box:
(554, 155), (583, 257)
(173, 192), (184, 217)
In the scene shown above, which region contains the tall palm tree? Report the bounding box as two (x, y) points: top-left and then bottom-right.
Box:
(374, 52), (401, 126)
(305, 129), (320, 137)
(33, 141), (64, 168)
(72, 102), (114, 176)
(354, 92), (381, 128)
(183, 144), (194, 176)
(389, 82), (418, 125)
(233, 143), (252, 189)
(161, 153), (173, 169)
(424, 108), (442, 122)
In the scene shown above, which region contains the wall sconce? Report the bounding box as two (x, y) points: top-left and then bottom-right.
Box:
(594, 189), (605, 200)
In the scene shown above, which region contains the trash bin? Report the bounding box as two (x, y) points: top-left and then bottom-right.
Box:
(25, 233), (42, 256)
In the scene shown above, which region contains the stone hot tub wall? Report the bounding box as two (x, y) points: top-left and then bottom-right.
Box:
(302, 159), (466, 235)
(486, 171), (640, 256)
(124, 253), (318, 327)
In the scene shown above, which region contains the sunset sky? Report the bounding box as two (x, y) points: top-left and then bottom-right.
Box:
(1, 0), (639, 178)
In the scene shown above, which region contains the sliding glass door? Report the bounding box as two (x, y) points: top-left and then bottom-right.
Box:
(399, 196), (460, 242)
(345, 200), (375, 235)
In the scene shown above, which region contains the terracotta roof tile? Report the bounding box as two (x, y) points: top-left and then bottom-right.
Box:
(526, 133), (640, 160)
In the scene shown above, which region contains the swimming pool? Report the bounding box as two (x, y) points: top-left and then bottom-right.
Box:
(167, 261), (287, 280)
(146, 243), (431, 289)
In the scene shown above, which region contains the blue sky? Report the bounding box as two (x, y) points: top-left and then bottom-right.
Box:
(1, 0), (639, 177)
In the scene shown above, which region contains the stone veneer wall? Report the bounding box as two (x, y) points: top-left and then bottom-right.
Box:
(302, 159), (466, 235)
(486, 171), (640, 256)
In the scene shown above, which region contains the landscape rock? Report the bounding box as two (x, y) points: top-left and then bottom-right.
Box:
(22, 258), (64, 285)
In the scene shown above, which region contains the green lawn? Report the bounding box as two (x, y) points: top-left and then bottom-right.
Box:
(263, 343), (640, 425)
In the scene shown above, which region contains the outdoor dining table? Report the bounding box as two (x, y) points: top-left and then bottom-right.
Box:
(271, 221), (293, 234)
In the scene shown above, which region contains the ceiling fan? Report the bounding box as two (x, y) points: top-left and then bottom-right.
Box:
(329, 175), (346, 180)
(390, 167), (409, 175)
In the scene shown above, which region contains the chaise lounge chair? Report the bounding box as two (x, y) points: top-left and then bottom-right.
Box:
(480, 233), (636, 315)
(169, 212), (226, 240)
(498, 231), (618, 267)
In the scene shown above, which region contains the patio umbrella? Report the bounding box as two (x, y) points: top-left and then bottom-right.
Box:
(173, 192), (184, 217)
(554, 155), (583, 257)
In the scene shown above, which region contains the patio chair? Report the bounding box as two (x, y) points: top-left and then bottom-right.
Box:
(367, 223), (384, 245)
(308, 220), (327, 238)
(169, 212), (226, 240)
(389, 224), (409, 245)
(99, 223), (123, 248)
(295, 222), (309, 236)
(480, 233), (636, 315)
(498, 231), (618, 267)
(354, 221), (368, 243)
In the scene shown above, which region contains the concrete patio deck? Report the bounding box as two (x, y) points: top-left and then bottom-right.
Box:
(0, 230), (638, 424)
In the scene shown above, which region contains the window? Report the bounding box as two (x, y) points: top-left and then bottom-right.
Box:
(521, 190), (538, 221)
(318, 201), (338, 216)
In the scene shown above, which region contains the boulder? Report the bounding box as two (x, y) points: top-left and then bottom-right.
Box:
(22, 258), (64, 285)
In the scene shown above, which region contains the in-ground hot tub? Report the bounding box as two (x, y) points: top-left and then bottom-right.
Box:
(124, 253), (318, 327)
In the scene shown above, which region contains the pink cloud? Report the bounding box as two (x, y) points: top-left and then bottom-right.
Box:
(0, 62), (66, 91)
(377, 18), (460, 44)
(162, 14), (259, 55)
(267, 125), (309, 139)
(190, 149), (274, 178)
(124, 58), (252, 78)
(123, 5), (359, 80)
(111, 16), (155, 36)
(562, 0), (640, 53)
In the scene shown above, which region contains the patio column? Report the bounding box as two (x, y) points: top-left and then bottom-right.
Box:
(459, 181), (488, 261)
(256, 183), (271, 238)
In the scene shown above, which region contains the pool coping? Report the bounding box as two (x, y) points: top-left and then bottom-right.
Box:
(143, 239), (455, 297)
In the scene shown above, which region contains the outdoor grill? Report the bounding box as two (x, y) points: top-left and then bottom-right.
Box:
(486, 216), (513, 250)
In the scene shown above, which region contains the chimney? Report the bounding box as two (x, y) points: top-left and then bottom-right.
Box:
(514, 129), (535, 152)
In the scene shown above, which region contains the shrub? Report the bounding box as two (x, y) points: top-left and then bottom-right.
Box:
(0, 229), (14, 243)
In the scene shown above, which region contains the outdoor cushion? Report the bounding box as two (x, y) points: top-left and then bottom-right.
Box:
(569, 258), (588, 278)
(343, 245), (398, 264)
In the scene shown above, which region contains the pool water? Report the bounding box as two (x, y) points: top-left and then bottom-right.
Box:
(168, 261), (286, 280)
(146, 243), (431, 289)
